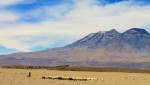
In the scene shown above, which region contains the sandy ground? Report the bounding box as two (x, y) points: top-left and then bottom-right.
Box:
(0, 67), (150, 85)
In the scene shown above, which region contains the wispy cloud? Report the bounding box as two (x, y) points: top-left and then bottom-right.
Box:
(0, 10), (18, 23)
(0, 0), (150, 53)
(0, 0), (24, 6)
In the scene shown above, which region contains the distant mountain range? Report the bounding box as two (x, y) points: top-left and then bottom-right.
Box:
(0, 28), (150, 69)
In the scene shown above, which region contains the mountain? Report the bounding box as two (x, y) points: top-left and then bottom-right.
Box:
(68, 29), (120, 48)
(121, 28), (150, 52)
(0, 28), (150, 69)
(68, 28), (150, 52)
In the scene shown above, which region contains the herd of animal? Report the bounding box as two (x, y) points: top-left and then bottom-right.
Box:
(42, 76), (98, 81)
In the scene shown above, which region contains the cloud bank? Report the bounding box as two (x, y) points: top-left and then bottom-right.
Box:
(0, 0), (150, 53)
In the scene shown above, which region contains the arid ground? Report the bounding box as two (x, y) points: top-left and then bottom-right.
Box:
(0, 67), (150, 85)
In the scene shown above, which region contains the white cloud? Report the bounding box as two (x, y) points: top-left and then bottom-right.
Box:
(0, 37), (30, 51)
(0, 10), (19, 22)
(0, 0), (150, 52)
(0, 0), (24, 6)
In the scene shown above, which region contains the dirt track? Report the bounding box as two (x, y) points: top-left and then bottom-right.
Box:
(0, 67), (150, 85)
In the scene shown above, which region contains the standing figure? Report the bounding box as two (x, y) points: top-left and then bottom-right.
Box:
(27, 72), (31, 78)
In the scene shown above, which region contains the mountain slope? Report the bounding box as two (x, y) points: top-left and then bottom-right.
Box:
(68, 29), (120, 48)
(0, 28), (150, 69)
(68, 28), (150, 52)
(121, 28), (150, 52)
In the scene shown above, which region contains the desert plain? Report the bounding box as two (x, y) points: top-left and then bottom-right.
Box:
(0, 67), (150, 85)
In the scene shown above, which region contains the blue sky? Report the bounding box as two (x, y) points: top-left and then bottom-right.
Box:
(0, 0), (150, 54)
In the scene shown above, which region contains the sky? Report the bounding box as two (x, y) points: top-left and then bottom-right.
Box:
(0, 0), (150, 54)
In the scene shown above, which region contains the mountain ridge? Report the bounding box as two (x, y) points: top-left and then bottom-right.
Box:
(0, 28), (150, 69)
(67, 28), (150, 52)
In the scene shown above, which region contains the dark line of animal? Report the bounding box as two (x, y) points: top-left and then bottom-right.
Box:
(42, 76), (98, 81)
